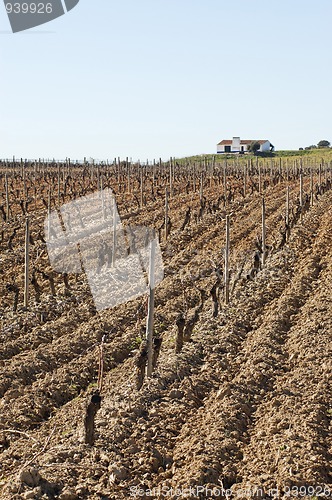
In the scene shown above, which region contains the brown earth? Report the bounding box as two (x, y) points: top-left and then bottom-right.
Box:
(0, 169), (331, 500)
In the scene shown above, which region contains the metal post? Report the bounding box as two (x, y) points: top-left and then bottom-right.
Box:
(146, 238), (156, 377)
(262, 197), (266, 266)
(24, 217), (30, 308)
(224, 215), (230, 304)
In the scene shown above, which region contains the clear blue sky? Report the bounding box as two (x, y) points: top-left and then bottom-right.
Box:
(1, 0), (331, 161)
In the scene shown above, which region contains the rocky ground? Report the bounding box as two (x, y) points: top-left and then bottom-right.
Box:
(0, 169), (331, 499)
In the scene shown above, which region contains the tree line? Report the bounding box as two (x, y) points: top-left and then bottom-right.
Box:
(300, 140), (331, 150)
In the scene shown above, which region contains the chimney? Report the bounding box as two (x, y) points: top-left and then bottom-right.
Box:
(232, 137), (241, 151)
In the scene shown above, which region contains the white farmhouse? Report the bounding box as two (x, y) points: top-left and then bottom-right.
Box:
(217, 137), (273, 154)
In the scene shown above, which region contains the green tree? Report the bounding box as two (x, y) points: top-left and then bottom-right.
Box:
(317, 140), (330, 148)
(248, 141), (261, 154)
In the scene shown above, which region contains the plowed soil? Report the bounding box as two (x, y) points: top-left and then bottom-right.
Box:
(0, 168), (331, 500)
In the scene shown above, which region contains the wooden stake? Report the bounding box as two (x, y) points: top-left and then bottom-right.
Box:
(299, 172), (303, 222)
(199, 173), (203, 202)
(286, 186), (290, 227)
(127, 157), (130, 193)
(47, 189), (51, 239)
(101, 177), (106, 220)
(191, 162), (195, 191)
(310, 168), (314, 206)
(165, 188), (169, 240)
(57, 164), (61, 205)
(146, 237), (156, 377)
(23, 173), (27, 206)
(169, 159), (173, 197)
(279, 157), (282, 180)
(299, 172), (303, 208)
(117, 157), (120, 185)
(152, 159), (156, 187)
(5, 174), (10, 222)
(112, 198), (117, 267)
(140, 168), (144, 208)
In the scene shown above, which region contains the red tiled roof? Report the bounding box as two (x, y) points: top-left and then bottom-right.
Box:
(218, 139), (269, 145)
